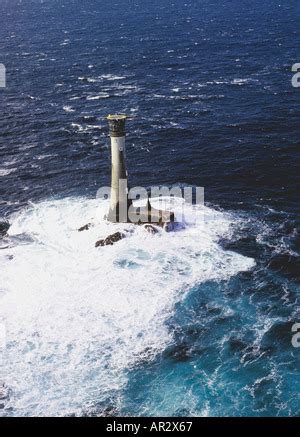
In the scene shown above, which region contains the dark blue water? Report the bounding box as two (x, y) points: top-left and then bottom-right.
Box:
(0, 0), (299, 417)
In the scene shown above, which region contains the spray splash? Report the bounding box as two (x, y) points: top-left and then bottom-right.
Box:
(0, 197), (255, 416)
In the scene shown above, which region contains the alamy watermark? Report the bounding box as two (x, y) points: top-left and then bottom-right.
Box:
(0, 64), (6, 88)
(291, 63), (300, 88)
(291, 323), (300, 348)
(96, 181), (204, 225)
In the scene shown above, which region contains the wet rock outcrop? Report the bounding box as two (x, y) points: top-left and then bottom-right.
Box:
(95, 232), (126, 247)
(144, 224), (160, 234)
(78, 223), (92, 232)
(0, 221), (10, 237)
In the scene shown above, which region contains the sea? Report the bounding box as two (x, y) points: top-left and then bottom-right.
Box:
(0, 0), (299, 417)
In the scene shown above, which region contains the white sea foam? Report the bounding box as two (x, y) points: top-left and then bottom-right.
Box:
(71, 123), (103, 132)
(86, 94), (110, 100)
(0, 197), (255, 416)
(231, 78), (259, 86)
(0, 168), (17, 177)
(100, 74), (126, 81)
(60, 39), (70, 46)
(63, 106), (75, 113)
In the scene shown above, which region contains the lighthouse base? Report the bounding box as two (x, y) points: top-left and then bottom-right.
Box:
(106, 199), (174, 227)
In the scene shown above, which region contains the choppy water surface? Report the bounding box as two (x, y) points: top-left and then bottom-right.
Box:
(0, 0), (299, 416)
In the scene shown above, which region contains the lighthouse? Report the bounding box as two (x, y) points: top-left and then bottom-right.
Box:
(106, 114), (174, 226)
(106, 114), (132, 223)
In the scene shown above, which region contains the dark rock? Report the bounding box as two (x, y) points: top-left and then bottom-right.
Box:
(95, 232), (126, 247)
(0, 221), (10, 237)
(78, 223), (92, 232)
(144, 224), (159, 234)
(267, 254), (300, 281)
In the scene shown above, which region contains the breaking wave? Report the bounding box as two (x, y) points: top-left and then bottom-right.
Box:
(0, 197), (255, 416)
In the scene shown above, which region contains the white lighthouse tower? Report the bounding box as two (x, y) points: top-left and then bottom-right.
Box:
(106, 114), (174, 226)
(106, 114), (132, 223)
